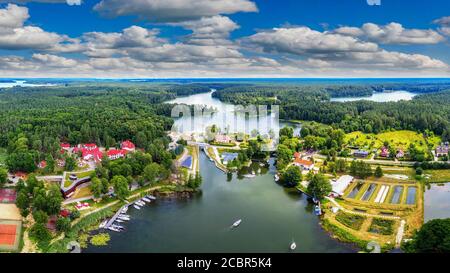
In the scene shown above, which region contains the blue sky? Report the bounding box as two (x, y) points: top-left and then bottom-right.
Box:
(0, 0), (449, 78)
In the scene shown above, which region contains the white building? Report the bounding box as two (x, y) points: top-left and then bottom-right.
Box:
(330, 175), (354, 197)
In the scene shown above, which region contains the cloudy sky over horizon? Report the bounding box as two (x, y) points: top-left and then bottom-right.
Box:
(0, 0), (450, 78)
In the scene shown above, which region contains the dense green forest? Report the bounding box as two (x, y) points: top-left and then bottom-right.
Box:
(0, 84), (209, 173)
(212, 83), (450, 140)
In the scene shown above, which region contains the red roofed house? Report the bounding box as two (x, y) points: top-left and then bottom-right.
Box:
(37, 160), (47, 169)
(82, 147), (103, 162)
(83, 143), (98, 151)
(380, 146), (389, 157)
(121, 140), (136, 152)
(294, 158), (315, 171)
(60, 143), (71, 150)
(60, 209), (71, 218)
(107, 149), (127, 160)
(293, 152), (301, 159)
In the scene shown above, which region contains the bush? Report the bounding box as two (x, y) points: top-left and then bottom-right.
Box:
(90, 233), (111, 246)
(56, 217), (71, 233)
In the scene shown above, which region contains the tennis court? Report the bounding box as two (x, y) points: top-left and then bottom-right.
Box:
(0, 188), (17, 203)
(0, 220), (21, 251)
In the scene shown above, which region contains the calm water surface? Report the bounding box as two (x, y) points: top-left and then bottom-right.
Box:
(424, 183), (450, 222)
(86, 155), (353, 253)
(331, 91), (416, 102)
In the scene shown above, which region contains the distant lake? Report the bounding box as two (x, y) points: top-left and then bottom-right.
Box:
(424, 183), (450, 222)
(330, 91), (417, 103)
(0, 80), (55, 88)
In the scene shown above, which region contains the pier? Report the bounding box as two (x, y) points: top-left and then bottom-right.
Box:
(103, 195), (157, 229)
(104, 203), (131, 229)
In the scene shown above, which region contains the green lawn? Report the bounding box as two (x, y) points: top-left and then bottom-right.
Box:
(64, 170), (95, 188)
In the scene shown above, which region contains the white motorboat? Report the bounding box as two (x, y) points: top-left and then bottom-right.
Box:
(115, 219), (125, 223)
(133, 205), (141, 210)
(136, 200), (146, 206)
(232, 219), (242, 228)
(290, 241), (297, 250)
(147, 195), (156, 200)
(99, 220), (108, 229)
(118, 216), (130, 221)
(121, 207), (128, 213)
(108, 226), (121, 232)
(142, 197), (151, 203)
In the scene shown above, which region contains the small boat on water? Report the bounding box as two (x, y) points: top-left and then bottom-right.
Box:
(119, 214), (130, 218)
(232, 219), (242, 228)
(133, 205), (141, 210)
(121, 207), (128, 213)
(135, 201), (145, 206)
(243, 174), (256, 179)
(274, 174), (280, 182)
(115, 219), (125, 223)
(314, 205), (322, 216)
(142, 197), (151, 203)
(108, 226), (121, 232)
(112, 224), (124, 229)
(290, 241), (297, 251)
(147, 195), (156, 200)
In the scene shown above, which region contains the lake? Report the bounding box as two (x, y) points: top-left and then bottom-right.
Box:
(85, 91), (353, 253)
(424, 183), (450, 222)
(86, 154), (353, 253)
(166, 91), (291, 139)
(0, 80), (55, 88)
(330, 91), (417, 103)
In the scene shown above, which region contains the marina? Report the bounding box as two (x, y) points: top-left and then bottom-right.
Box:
(103, 195), (156, 232)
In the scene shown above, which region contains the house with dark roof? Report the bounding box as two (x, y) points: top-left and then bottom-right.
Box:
(436, 143), (449, 157)
(353, 150), (369, 158)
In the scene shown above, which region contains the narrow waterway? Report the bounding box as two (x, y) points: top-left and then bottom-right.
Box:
(85, 91), (353, 253)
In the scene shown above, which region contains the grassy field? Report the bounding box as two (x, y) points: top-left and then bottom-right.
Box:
(345, 130), (438, 152)
(424, 169), (450, 183)
(64, 170), (95, 188)
(72, 186), (93, 199)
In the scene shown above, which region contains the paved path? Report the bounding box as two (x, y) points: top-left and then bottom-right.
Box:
(62, 195), (94, 205)
(326, 197), (401, 220)
(395, 220), (406, 247)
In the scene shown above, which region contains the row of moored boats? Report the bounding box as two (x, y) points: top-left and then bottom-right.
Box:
(99, 195), (156, 232)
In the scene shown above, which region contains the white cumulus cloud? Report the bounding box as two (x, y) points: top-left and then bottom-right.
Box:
(93, 0), (257, 22)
